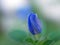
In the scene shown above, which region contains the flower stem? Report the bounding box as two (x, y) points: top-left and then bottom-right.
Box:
(34, 34), (40, 40)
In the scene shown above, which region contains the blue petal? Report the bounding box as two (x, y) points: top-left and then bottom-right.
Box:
(28, 13), (42, 35)
(28, 14), (35, 35)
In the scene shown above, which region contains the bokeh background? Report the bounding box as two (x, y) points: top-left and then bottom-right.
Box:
(0, 0), (60, 45)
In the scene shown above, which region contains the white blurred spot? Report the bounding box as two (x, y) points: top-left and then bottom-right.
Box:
(35, 0), (60, 22)
(1, 0), (29, 11)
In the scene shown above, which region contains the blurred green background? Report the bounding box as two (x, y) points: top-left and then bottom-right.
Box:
(0, 0), (60, 45)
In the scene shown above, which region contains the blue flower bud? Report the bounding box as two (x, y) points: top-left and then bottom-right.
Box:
(28, 13), (42, 35)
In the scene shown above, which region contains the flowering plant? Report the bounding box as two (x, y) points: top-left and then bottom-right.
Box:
(4, 0), (60, 45)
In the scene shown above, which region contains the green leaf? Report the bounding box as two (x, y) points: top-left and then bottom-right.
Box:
(9, 30), (27, 42)
(53, 40), (60, 45)
(43, 40), (53, 45)
(37, 39), (54, 45)
(47, 31), (60, 41)
(25, 37), (34, 44)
